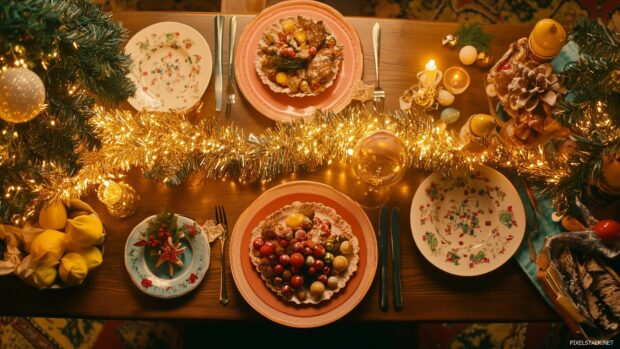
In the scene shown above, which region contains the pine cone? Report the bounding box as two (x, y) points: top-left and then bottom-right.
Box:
(507, 62), (564, 112)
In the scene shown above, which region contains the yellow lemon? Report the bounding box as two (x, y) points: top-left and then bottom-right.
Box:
(285, 213), (306, 228)
(38, 200), (67, 230)
(27, 264), (58, 288)
(59, 253), (88, 286)
(469, 114), (497, 137)
(74, 246), (103, 271)
(30, 230), (65, 263)
(65, 215), (103, 248)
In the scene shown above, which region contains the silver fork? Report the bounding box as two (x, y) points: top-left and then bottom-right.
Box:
(215, 205), (229, 305)
(372, 22), (385, 114)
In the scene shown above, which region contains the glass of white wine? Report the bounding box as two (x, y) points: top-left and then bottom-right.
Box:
(351, 130), (407, 208)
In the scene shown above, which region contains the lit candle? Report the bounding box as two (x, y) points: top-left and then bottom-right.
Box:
(423, 59), (438, 87)
(443, 66), (470, 95)
(99, 180), (122, 206)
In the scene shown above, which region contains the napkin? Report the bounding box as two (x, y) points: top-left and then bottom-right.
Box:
(201, 220), (224, 243)
(0, 223), (43, 275)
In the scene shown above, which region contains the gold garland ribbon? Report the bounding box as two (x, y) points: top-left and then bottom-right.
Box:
(32, 106), (568, 218)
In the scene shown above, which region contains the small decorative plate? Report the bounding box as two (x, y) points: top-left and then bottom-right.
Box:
(230, 181), (377, 328)
(234, 0), (364, 122)
(125, 22), (212, 112)
(125, 215), (210, 298)
(410, 165), (525, 276)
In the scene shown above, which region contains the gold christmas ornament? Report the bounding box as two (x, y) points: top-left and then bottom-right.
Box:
(442, 34), (458, 48)
(476, 51), (494, 69)
(0, 67), (46, 123)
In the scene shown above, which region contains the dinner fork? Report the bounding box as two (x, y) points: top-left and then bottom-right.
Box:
(215, 205), (229, 305)
(372, 22), (385, 114)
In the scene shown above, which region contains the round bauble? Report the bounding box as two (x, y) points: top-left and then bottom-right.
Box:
(437, 89), (455, 106)
(440, 107), (460, 124)
(476, 52), (494, 69)
(593, 219), (620, 244)
(0, 67), (46, 123)
(485, 84), (497, 97)
(458, 46), (478, 65)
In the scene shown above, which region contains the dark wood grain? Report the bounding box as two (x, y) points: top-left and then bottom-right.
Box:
(0, 12), (558, 322)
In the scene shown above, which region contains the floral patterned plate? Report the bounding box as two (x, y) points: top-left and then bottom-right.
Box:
(125, 22), (212, 112)
(124, 215), (210, 299)
(410, 165), (525, 276)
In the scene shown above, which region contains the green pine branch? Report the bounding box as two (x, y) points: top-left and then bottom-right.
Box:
(0, 0), (135, 223)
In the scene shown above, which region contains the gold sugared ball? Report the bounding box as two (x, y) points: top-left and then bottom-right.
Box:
(476, 52), (495, 69)
(442, 34), (458, 48)
(0, 67), (46, 123)
(458, 46), (478, 66)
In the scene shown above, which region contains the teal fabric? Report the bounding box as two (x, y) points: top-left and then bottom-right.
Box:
(506, 172), (562, 306)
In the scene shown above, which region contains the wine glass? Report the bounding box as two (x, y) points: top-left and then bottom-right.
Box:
(351, 130), (407, 208)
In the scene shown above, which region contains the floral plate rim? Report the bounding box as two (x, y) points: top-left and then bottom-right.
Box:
(410, 165), (526, 277)
(125, 21), (212, 112)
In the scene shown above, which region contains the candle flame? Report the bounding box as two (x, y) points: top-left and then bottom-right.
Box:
(425, 59), (437, 71)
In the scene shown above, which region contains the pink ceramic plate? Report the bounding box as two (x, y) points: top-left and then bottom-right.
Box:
(235, 0), (363, 122)
(230, 181), (377, 328)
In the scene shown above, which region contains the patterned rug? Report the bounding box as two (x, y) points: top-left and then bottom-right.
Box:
(0, 317), (182, 349)
(1, 317), (570, 348)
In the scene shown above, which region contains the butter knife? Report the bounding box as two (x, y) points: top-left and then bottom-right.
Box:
(214, 14), (224, 111)
(378, 206), (388, 311)
(391, 207), (403, 310)
(224, 16), (237, 119)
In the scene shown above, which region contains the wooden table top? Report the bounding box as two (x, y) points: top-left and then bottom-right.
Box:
(0, 12), (559, 323)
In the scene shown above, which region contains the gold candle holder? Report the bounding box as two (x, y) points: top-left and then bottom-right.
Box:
(443, 66), (470, 95)
(97, 180), (140, 219)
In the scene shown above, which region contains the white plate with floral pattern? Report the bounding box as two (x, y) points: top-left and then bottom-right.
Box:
(410, 165), (525, 276)
(124, 215), (210, 299)
(125, 22), (212, 112)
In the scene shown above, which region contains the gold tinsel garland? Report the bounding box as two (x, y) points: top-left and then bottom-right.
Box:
(38, 106), (566, 208)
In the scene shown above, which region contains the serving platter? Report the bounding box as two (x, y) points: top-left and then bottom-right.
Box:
(410, 165), (525, 276)
(125, 215), (210, 299)
(125, 22), (212, 112)
(230, 181), (377, 327)
(234, 0), (364, 122)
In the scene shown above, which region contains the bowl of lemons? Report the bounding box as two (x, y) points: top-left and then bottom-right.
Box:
(18, 199), (105, 289)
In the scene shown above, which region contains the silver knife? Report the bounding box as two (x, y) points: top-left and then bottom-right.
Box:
(391, 207), (403, 309)
(214, 14), (224, 111)
(378, 206), (388, 311)
(224, 16), (237, 119)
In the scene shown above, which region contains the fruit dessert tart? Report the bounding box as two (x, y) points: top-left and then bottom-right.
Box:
(249, 201), (359, 304)
(255, 16), (344, 97)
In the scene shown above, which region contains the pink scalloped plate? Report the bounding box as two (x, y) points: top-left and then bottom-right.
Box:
(234, 0), (363, 122)
(230, 181), (377, 328)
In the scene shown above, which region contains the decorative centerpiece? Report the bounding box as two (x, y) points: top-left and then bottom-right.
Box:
(487, 19), (569, 146)
(133, 211), (199, 278)
(249, 201), (359, 304)
(255, 16), (343, 96)
(125, 210), (210, 299)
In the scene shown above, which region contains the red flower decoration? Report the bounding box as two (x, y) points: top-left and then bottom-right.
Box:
(141, 278), (153, 288)
(188, 273), (198, 284)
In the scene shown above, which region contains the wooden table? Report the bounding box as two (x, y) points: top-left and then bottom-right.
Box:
(0, 12), (559, 323)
